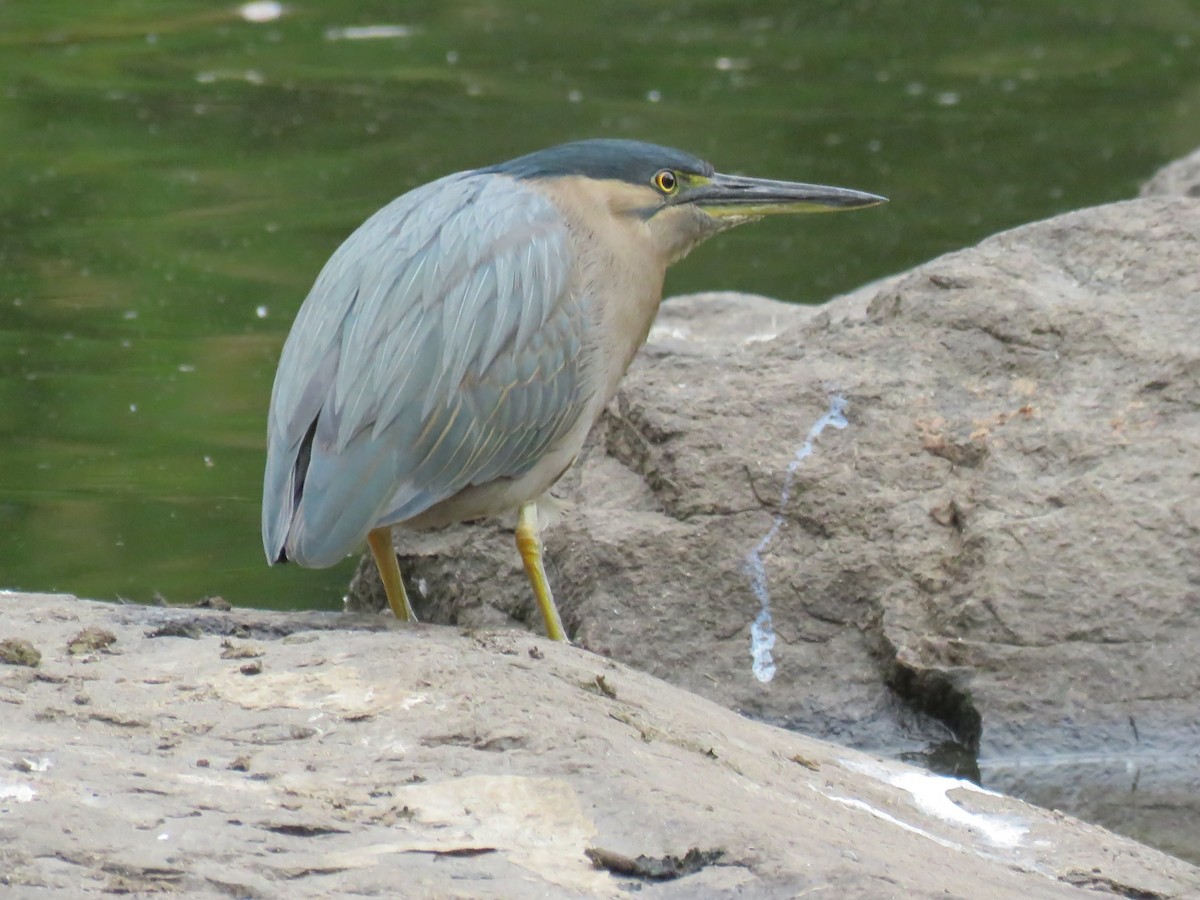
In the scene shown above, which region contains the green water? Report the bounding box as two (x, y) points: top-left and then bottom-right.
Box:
(1, 1), (1197, 608)
(3, 0), (1199, 869)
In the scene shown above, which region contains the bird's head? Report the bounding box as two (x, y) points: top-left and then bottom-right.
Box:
(487, 138), (886, 265)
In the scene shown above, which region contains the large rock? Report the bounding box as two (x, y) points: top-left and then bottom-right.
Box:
(3, 592), (1199, 898)
(350, 194), (1200, 765)
(1140, 147), (1200, 198)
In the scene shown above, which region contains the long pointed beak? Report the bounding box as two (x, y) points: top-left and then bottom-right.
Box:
(682, 172), (887, 217)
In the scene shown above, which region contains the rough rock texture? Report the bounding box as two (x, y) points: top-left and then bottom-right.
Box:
(350, 195), (1200, 764)
(4, 592), (1200, 899)
(1140, 147), (1200, 198)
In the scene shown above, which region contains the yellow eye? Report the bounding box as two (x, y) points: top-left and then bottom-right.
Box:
(653, 169), (678, 193)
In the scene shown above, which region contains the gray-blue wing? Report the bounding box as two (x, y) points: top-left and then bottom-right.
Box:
(261, 171), (589, 567)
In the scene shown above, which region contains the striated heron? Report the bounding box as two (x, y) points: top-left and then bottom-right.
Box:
(262, 139), (885, 640)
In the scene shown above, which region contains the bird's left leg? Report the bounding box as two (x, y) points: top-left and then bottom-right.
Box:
(515, 502), (568, 642)
(367, 527), (418, 622)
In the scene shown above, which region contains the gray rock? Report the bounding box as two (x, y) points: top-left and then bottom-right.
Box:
(1141, 146), (1200, 197)
(2, 592), (1198, 898)
(350, 195), (1200, 767)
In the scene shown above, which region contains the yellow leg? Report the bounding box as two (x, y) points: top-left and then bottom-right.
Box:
(367, 527), (417, 622)
(515, 502), (568, 642)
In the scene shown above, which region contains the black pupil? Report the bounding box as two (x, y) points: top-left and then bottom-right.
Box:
(659, 171), (675, 190)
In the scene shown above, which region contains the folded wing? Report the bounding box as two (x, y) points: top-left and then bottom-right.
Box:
(262, 173), (588, 567)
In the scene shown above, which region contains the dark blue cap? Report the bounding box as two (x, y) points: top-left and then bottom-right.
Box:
(485, 139), (714, 184)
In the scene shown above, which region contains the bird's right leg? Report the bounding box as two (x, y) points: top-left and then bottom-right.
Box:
(515, 502), (568, 642)
(367, 527), (418, 622)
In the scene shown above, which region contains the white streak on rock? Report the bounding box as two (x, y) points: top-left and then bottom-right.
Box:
(845, 758), (1028, 849)
(892, 771), (1028, 849)
(744, 396), (848, 683)
(820, 790), (964, 851)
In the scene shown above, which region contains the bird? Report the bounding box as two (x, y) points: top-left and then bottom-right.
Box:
(262, 138), (885, 641)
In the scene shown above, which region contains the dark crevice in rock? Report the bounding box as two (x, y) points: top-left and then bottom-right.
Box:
(261, 823), (350, 838)
(898, 740), (981, 783)
(584, 846), (726, 882)
(1058, 871), (1168, 900)
(860, 601), (983, 754)
(141, 612), (388, 641)
(883, 657), (983, 754)
(977, 323), (1059, 352)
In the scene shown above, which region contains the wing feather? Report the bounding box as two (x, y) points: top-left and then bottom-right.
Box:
(262, 171), (589, 567)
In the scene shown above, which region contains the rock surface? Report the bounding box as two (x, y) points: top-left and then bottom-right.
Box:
(1140, 146), (1200, 197)
(3, 591), (1199, 898)
(350, 194), (1200, 766)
